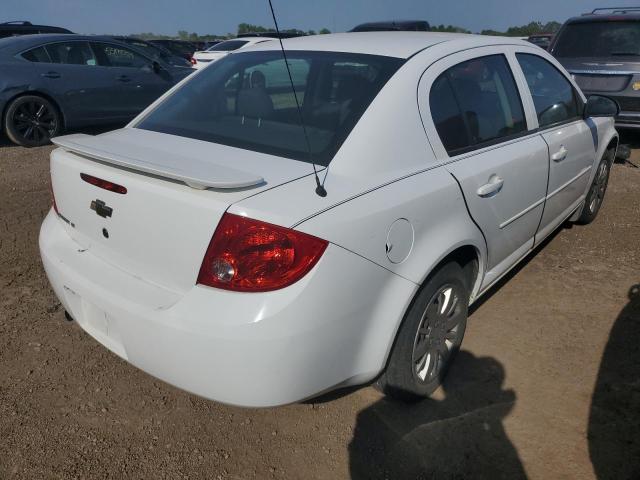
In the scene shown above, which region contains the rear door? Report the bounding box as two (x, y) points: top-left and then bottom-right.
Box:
(38, 40), (125, 123)
(419, 47), (549, 289)
(513, 51), (596, 242)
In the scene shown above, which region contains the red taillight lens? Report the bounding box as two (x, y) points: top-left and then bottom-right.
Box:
(197, 213), (328, 292)
(80, 173), (127, 194)
(190, 56), (197, 65)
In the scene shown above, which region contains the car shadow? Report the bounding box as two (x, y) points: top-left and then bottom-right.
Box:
(348, 350), (527, 479)
(588, 284), (640, 480)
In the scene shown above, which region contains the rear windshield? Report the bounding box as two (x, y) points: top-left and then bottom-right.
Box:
(554, 20), (640, 57)
(137, 50), (403, 166)
(208, 40), (249, 51)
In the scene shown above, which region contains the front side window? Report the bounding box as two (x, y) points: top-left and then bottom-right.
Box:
(430, 54), (526, 155)
(137, 51), (403, 166)
(516, 53), (580, 128)
(45, 42), (96, 66)
(91, 42), (149, 68)
(21, 46), (50, 63)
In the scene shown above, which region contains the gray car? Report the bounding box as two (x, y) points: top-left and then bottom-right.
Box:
(550, 7), (640, 129)
(0, 34), (193, 147)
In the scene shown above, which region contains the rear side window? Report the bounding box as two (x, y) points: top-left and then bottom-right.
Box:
(516, 53), (580, 128)
(22, 46), (50, 63)
(430, 54), (526, 155)
(137, 50), (403, 166)
(46, 42), (96, 66)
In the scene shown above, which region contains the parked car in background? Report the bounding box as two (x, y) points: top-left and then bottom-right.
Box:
(0, 34), (193, 147)
(191, 37), (274, 69)
(0, 20), (72, 38)
(111, 36), (192, 67)
(149, 39), (198, 64)
(41, 32), (618, 407)
(350, 20), (430, 32)
(527, 33), (553, 50)
(550, 7), (640, 129)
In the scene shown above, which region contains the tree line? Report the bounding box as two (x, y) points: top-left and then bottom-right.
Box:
(130, 20), (561, 42)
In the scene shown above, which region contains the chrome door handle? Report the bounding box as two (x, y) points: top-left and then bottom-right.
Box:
(477, 175), (504, 197)
(551, 145), (568, 162)
(116, 75), (131, 82)
(40, 71), (61, 79)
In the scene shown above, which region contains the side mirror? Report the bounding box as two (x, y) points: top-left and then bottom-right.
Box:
(143, 61), (162, 74)
(584, 95), (619, 118)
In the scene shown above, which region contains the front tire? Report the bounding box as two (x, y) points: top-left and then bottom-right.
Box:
(376, 261), (469, 401)
(576, 150), (612, 225)
(4, 95), (61, 147)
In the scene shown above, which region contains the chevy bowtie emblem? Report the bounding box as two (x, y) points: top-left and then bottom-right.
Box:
(90, 199), (113, 218)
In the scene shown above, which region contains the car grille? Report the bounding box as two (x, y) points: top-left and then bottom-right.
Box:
(612, 96), (640, 112)
(573, 73), (631, 92)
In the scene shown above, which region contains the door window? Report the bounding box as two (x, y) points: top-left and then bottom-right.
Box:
(90, 42), (149, 68)
(21, 46), (51, 63)
(429, 55), (526, 155)
(46, 42), (97, 66)
(516, 53), (580, 128)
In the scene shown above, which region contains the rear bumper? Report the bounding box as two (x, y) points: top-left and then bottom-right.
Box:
(39, 211), (415, 407)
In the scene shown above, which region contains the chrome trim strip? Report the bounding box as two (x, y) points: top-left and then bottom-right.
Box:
(569, 69), (638, 76)
(499, 197), (546, 229)
(546, 166), (592, 200)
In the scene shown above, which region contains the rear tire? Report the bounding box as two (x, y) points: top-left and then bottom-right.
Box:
(376, 262), (469, 401)
(576, 150), (613, 225)
(4, 95), (61, 147)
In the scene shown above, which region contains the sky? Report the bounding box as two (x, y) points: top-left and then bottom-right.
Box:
(4, 0), (640, 36)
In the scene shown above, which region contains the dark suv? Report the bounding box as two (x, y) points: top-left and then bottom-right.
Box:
(0, 21), (72, 38)
(550, 7), (640, 129)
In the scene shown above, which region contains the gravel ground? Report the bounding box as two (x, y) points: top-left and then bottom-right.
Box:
(0, 135), (638, 479)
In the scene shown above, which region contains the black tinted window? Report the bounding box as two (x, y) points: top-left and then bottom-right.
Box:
(516, 53), (579, 128)
(137, 51), (403, 166)
(46, 41), (96, 65)
(22, 46), (50, 63)
(430, 55), (526, 154)
(553, 21), (640, 57)
(91, 43), (148, 68)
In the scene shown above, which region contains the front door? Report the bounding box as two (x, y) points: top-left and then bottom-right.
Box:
(514, 52), (596, 243)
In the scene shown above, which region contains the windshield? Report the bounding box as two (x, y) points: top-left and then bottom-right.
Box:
(208, 40), (250, 51)
(137, 50), (403, 166)
(554, 20), (640, 57)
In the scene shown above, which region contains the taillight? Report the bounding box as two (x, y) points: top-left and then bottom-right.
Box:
(80, 173), (127, 194)
(190, 56), (197, 65)
(197, 213), (328, 292)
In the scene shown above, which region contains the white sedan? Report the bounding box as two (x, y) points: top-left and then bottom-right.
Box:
(191, 37), (273, 69)
(41, 32), (618, 407)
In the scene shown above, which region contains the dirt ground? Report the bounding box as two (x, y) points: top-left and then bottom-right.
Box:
(0, 134), (638, 480)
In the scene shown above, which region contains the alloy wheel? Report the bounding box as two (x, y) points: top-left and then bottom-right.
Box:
(412, 283), (465, 383)
(11, 100), (58, 144)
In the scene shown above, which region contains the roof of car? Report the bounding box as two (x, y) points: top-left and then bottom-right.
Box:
(248, 31), (529, 59)
(567, 12), (640, 23)
(0, 33), (147, 51)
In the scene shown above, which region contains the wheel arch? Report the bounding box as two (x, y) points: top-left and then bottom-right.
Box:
(1, 90), (66, 133)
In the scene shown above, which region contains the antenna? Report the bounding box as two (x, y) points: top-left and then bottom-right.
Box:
(267, 0), (327, 197)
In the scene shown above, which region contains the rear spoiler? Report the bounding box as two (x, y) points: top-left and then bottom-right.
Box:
(51, 133), (264, 190)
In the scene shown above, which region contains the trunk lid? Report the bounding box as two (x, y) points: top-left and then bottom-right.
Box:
(50, 128), (312, 293)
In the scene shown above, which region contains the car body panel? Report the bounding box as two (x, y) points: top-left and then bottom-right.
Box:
(40, 32), (618, 406)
